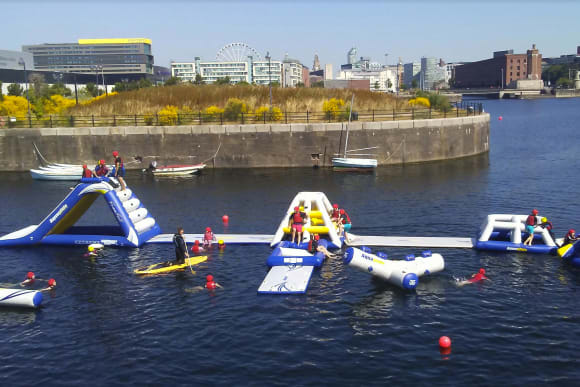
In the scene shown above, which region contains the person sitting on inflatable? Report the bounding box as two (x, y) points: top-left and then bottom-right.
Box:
(288, 206), (307, 245)
(191, 240), (204, 254)
(457, 268), (489, 286)
(203, 227), (216, 249)
(94, 159), (109, 177)
(20, 272), (35, 286)
(82, 164), (95, 178)
(205, 275), (223, 290)
(523, 209), (539, 246)
(330, 203), (340, 222)
(41, 278), (57, 292)
(308, 234), (336, 259)
(563, 229), (579, 246)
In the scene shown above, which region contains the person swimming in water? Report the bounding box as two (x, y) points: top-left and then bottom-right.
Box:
(456, 268), (489, 286)
(217, 239), (225, 250)
(83, 245), (99, 258)
(40, 278), (57, 292)
(191, 240), (204, 255)
(204, 275), (223, 289)
(20, 272), (35, 286)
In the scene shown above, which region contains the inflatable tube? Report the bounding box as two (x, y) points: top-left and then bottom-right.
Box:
(282, 226), (330, 234)
(122, 198), (141, 213)
(266, 247), (325, 267)
(309, 211), (323, 219)
(115, 189), (133, 202)
(344, 247), (445, 290)
(0, 288), (43, 308)
(134, 217), (156, 233)
(129, 208), (149, 223)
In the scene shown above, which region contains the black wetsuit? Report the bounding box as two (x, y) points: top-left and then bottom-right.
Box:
(173, 233), (187, 264)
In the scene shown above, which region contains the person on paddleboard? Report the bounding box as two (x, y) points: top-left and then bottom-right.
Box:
(173, 227), (189, 265)
(205, 275), (223, 290)
(203, 227), (216, 249)
(456, 268), (489, 286)
(191, 239), (204, 254)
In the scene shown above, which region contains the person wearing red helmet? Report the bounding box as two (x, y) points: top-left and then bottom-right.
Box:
(563, 229), (578, 246)
(191, 239), (204, 255)
(205, 274), (222, 290)
(82, 164), (95, 178)
(457, 268), (489, 286)
(523, 209), (539, 246)
(203, 227), (216, 249)
(94, 159), (109, 177)
(20, 272), (35, 286)
(330, 203), (340, 222)
(112, 151), (126, 191)
(41, 278), (57, 292)
(288, 206), (307, 245)
(307, 234), (336, 259)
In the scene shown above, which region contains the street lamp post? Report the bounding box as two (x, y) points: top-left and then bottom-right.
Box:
(18, 58), (31, 117)
(266, 51), (272, 109)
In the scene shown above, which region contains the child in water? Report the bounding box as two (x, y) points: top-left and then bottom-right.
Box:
(456, 268), (489, 286)
(189, 274), (223, 293)
(40, 279), (57, 292)
(20, 272), (35, 286)
(191, 240), (205, 255)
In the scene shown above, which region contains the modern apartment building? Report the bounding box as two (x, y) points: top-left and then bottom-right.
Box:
(22, 38), (154, 81)
(282, 55), (304, 87)
(171, 57), (284, 85)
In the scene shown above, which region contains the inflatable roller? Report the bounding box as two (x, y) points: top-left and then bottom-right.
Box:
(115, 189), (133, 202)
(122, 198), (140, 213)
(344, 247), (445, 290)
(0, 288), (43, 308)
(282, 226), (329, 234)
(134, 217), (156, 233)
(308, 211), (323, 219)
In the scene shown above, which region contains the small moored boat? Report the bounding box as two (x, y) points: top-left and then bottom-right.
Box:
(149, 163), (206, 177)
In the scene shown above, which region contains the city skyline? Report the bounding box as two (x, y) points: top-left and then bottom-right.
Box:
(1, 0), (579, 72)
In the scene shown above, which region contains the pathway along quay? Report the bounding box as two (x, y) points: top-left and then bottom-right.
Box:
(0, 112), (489, 171)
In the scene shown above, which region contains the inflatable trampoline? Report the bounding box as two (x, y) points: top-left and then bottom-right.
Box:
(0, 177), (161, 247)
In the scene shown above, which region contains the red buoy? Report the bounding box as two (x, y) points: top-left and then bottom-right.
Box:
(439, 336), (451, 349)
(222, 215), (229, 223)
(498, 116), (503, 121)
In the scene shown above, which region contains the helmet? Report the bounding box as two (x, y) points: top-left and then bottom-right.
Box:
(299, 206), (304, 211)
(218, 239), (224, 245)
(314, 234), (320, 241)
(194, 240), (200, 245)
(479, 268), (485, 275)
(205, 227), (211, 232)
(532, 209), (539, 215)
(48, 278), (56, 287)
(294, 206), (299, 211)
(340, 209), (345, 215)
(88, 246), (94, 252)
(570, 229), (576, 235)
(542, 217), (547, 223)
(333, 204), (339, 209)
(82, 164), (87, 169)
(26, 272), (35, 280)
(100, 159), (105, 165)
(206, 275), (214, 282)
(112, 151), (119, 157)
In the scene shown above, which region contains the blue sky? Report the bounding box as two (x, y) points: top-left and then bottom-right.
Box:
(2, 0), (578, 73)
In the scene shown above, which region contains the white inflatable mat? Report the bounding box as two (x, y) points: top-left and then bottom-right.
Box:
(258, 265), (314, 294)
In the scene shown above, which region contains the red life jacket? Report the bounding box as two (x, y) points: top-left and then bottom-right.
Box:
(293, 212), (303, 224)
(331, 209), (340, 219)
(206, 281), (217, 290)
(468, 273), (487, 283)
(204, 231), (213, 242)
(191, 245), (200, 254)
(526, 215), (536, 226)
(342, 211), (352, 224)
(83, 168), (92, 178)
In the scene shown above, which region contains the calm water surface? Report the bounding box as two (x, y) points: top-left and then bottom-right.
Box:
(1, 98), (579, 385)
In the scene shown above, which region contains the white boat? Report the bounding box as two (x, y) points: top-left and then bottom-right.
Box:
(150, 163), (206, 177)
(331, 95), (378, 171)
(30, 167), (82, 180)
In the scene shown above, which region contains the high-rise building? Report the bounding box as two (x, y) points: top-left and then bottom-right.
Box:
(403, 62), (421, 88)
(324, 64), (333, 80)
(313, 54), (321, 71)
(420, 57), (446, 90)
(347, 47), (357, 65)
(22, 38), (154, 81)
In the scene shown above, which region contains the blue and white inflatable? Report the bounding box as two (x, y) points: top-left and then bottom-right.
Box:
(0, 288), (43, 308)
(344, 247), (445, 290)
(0, 177), (161, 247)
(558, 240), (580, 267)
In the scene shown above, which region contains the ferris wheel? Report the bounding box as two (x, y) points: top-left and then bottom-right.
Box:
(216, 42), (261, 62)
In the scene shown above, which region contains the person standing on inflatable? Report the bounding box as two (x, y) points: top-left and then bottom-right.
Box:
(112, 151), (126, 191)
(173, 227), (189, 265)
(203, 227), (216, 249)
(94, 159), (109, 177)
(340, 209), (352, 232)
(523, 209), (539, 246)
(82, 164), (95, 178)
(330, 204), (340, 222)
(288, 206), (307, 245)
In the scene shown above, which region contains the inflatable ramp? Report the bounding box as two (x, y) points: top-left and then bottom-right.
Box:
(0, 178), (161, 247)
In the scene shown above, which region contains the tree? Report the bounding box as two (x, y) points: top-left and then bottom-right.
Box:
(556, 77), (573, 88)
(84, 82), (102, 97)
(46, 83), (72, 97)
(374, 81), (380, 90)
(138, 78), (152, 89)
(28, 73), (46, 99)
(7, 83), (23, 97)
(214, 76), (231, 85)
(0, 81), (3, 101)
(411, 79), (418, 89)
(164, 76), (181, 86)
(193, 73), (203, 85)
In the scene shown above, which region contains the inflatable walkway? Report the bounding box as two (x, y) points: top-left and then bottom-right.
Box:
(0, 178), (161, 247)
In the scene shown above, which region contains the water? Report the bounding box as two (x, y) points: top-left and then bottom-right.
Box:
(1, 98), (580, 385)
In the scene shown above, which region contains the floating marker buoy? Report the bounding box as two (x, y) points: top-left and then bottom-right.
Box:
(439, 336), (451, 349)
(222, 215), (229, 223)
(498, 116), (503, 121)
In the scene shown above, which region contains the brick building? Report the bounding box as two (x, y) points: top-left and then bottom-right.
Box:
(455, 45), (542, 88)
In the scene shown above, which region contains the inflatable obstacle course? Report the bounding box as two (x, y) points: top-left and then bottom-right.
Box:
(344, 247), (445, 290)
(0, 288), (43, 308)
(0, 178), (161, 247)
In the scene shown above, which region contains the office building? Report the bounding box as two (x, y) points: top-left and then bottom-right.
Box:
(454, 45), (542, 88)
(420, 57), (446, 90)
(324, 64), (333, 80)
(22, 38), (154, 81)
(403, 62), (420, 88)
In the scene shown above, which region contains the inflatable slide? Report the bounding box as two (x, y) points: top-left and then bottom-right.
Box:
(0, 177), (161, 247)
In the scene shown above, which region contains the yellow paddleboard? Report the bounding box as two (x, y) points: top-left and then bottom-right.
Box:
(134, 256), (208, 275)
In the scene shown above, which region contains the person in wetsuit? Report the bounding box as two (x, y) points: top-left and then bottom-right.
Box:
(173, 227), (189, 265)
(112, 151), (126, 191)
(563, 229), (579, 246)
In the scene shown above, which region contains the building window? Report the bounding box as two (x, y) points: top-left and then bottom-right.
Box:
(517, 66), (520, 70)
(517, 72), (520, 76)
(510, 72), (513, 76)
